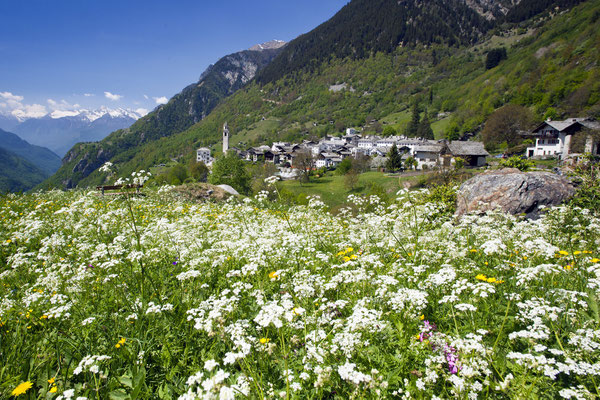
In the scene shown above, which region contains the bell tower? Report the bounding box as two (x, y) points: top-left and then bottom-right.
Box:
(223, 122), (229, 154)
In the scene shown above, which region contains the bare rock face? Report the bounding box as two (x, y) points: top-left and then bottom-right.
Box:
(456, 168), (575, 218)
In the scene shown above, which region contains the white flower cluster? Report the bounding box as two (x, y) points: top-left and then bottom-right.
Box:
(145, 302), (174, 315)
(73, 354), (111, 375)
(179, 370), (250, 400)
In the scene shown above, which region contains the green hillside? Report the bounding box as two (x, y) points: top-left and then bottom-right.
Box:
(43, 0), (600, 189)
(39, 47), (283, 189)
(0, 129), (61, 175)
(0, 147), (48, 192)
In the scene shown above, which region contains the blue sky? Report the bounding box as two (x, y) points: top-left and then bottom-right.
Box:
(0, 0), (347, 118)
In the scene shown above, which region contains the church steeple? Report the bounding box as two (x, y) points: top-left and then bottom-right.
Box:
(223, 122), (229, 154)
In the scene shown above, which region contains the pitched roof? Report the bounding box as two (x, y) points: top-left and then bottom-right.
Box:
(447, 141), (489, 156)
(531, 118), (599, 134)
(413, 144), (444, 153)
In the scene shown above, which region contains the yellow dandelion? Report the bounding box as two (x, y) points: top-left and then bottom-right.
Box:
(268, 271), (278, 279)
(259, 337), (270, 344)
(592, 258), (600, 263)
(11, 381), (33, 397)
(558, 250), (569, 256)
(487, 277), (497, 283)
(419, 314), (425, 320)
(469, 249), (477, 253)
(47, 378), (55, 384)
(574, 251), (582, 255)
(475, 274), (487, 281)
(49, 386), (57, 393)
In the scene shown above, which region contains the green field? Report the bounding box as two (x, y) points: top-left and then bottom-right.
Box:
(277, 171), (427, 207)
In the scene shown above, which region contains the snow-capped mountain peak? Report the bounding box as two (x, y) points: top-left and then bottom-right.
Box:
(249, 40), (286, 51)
(48, 107), (145, 122)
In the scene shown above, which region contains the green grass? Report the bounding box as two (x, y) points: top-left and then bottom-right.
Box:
(230, 118), (282, 148)
(277, 171), (426, 207)
(380, 111), (411, 133)
(431, 117), (451, 139)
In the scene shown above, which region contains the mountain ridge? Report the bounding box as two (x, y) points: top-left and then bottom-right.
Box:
(0, 146), (49, 193)
(41, 0), (599, 190)
(13, 111), (138, 156)
(0, 128), (61, 175)
(41, 43), (286, 189)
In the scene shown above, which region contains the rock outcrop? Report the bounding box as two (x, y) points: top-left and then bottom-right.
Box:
(456, 168), (575, 218)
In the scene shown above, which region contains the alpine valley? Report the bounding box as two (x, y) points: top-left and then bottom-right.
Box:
(40, 0), (599, 190)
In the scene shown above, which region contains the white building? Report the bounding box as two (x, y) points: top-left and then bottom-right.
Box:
(525, 118), (600, 159)
(223, 122), (229, 154)
(196, 147), (213, 165)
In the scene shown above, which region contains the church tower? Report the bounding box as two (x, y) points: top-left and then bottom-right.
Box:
(223, 122), (229, 154)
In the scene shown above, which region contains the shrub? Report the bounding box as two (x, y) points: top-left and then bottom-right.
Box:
(569, 156), (600, 214)
(500, 155), (534, 171)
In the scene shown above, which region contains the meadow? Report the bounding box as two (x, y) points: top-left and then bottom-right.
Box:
(1, 176), (600, 399)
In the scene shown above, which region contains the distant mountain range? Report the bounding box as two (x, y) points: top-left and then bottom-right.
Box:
(0, 128), (61, 174)
(0, 147), (48, 193)
(42, 40), (286, 188)
(1, 107), (142, 157)
(0, 128), (62, 192)
(42, 0), (598, 190)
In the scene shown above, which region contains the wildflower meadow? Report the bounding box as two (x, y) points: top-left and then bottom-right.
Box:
(1, 178), (600, 399)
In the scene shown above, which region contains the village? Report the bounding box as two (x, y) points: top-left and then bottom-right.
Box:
(197, 123), (490, 178)
(196, 117), (600, 179)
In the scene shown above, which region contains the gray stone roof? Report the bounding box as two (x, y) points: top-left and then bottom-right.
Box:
(413, 144), (444, 153)
(531, 118), (600, 134)
(447, 141), (489, 156)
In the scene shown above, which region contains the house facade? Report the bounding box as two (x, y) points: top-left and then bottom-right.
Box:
(525, 118), (600, 159)
(196, 147), (213, 165)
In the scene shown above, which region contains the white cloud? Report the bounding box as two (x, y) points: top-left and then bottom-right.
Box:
(84, 93), (94, 97)
(143, 94), (149, 100)
(0, 91), (47, 120)
(11, 103), (48, 119)
(153, 96), (168, 105)
(47, 98), (81, 110)
(0, 91), (24, 103)
(104, 91), (123, 101)
(135, 108), (149, 117)
(0, 91), (26, 111)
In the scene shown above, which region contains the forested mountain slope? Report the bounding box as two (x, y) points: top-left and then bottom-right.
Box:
(0, 147), (48, 192)
(43, 0), (600, 189)
(43, 44), (284, 189)
(0, 129), (61, 175)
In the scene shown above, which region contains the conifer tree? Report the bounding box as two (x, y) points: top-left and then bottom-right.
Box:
(386, 144), (403, 172)
(405, 102), (421, 137)
(417, 110), (434, 140)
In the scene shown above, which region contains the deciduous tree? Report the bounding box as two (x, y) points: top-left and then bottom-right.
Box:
(481, 104), (532, 151)
(209, 153), (251, 194)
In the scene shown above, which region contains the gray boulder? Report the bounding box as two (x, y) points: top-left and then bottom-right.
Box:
(217, 184), (240, 196)
(456, 168), (575, 218)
